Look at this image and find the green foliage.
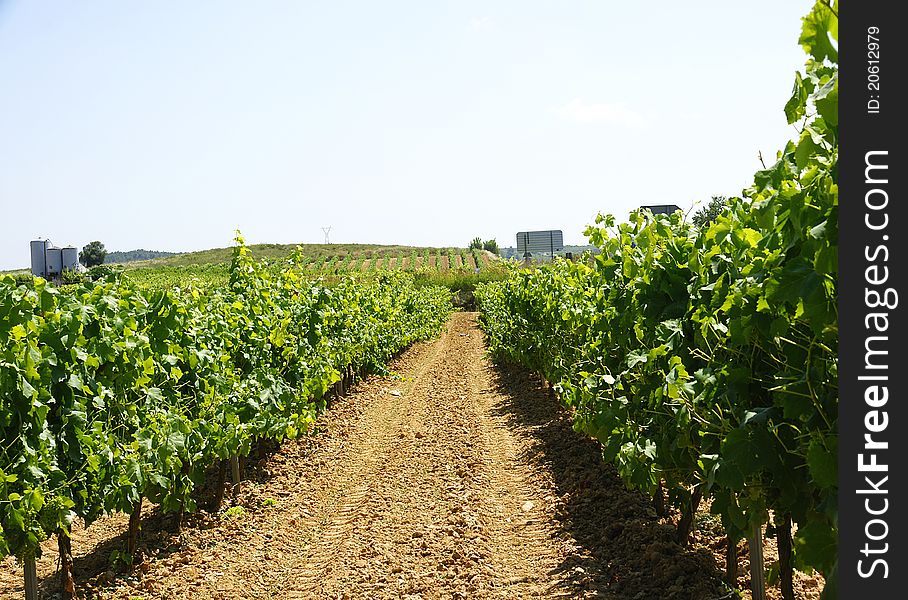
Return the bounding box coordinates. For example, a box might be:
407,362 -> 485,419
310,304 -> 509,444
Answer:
798,0 -> 837,63
468,238 -> 499,255
691,196 -> 729,228
12,274 -> 34,287
87,264 -> 122,281
136,243 -> 447,269
124,264 -> 227,290
447,248 -> 458,271
108,549 -> 132,570
120,246 -> 508,294
79,241 -> 107,267
476,1 -> 837,594
0,238 -> 451,561
471,249 -> 484,271
105,249 -> 177,264
60,269 -> 87,285
223,506 -> 246,519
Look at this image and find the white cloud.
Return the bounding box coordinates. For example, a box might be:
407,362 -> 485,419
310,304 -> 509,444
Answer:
554,98 -> 647,128
469,16 -> 496,33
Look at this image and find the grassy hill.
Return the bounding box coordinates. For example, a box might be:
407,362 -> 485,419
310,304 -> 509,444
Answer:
4,242 -> 509,308
124,243 -> 472,269
119,244 -> 508,308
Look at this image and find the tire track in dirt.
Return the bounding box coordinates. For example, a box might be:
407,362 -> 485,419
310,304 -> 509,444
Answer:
278,330 -> 447,597
281,312 -> 567,599
464,336 -> 566,597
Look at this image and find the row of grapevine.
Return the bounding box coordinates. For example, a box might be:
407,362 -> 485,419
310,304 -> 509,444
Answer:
476,2 -> 837,598
0,235 -> 451,595
124,264 -> 230,290
300,248 -> 495,275
119,246 -> 506,294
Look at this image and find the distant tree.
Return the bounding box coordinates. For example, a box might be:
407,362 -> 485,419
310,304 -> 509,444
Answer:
79,241 -> 107,267
468,237 -> 483,250
104,249 -> 177,264
482,239 -> 499,255
692,196 -> 730,228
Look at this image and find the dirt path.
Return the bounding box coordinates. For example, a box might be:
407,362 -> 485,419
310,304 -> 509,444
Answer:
279,312 -> 571,600
2,312 -> 736,599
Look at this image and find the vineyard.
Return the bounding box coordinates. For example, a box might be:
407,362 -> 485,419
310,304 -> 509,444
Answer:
118,245 -> 506,291
0,236 -> 452,597
476,2 -> 837,598
0,2 -> 838,599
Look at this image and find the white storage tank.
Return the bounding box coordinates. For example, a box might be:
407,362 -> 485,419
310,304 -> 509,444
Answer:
46,246 -> 63,277
30,239 -> 48,277
62,246 -> 79,271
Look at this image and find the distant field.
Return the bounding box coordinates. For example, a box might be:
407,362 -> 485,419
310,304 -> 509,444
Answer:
124,243 -> 472,268
2,243 -> 510,294
121,243 -> 509,291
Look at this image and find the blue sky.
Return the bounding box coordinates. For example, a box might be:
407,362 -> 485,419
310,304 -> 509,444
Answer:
0,1 -> 811,270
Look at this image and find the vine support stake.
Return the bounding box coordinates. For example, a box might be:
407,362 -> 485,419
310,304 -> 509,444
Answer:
725,534 -> 737,589
176,500 -> 185,534
777,514 -> 794,600
127,499 -> 143,568
24,555 -> 38,600
652,481 -> 667,518
211,459 -> 228,512
58,527 -> 77,599
748,521 -> 766,600
230,455 -> 242,495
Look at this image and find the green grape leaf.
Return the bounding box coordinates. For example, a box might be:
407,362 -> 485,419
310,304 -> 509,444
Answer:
799,1 -> 838,63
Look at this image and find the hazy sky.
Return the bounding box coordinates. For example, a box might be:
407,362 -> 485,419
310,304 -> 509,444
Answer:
0,1 -> 811,270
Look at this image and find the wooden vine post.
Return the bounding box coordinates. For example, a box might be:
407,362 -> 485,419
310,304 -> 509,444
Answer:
230,455 -> 242,495
58,527 -> 77,599
23,552 -> 38,600
127,498 -> 143,567
652,480 -> 667,518
176,498 -> 186,534
176,462 -> 191,533
777,514 -> 794,600
725,534 -> 737,589
748,520 -> 766,600
211,459 -> 228,512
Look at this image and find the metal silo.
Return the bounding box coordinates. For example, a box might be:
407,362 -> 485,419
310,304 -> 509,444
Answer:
30,239 -> 48,276
62,246 -> 79,271
46,246 -> 63,277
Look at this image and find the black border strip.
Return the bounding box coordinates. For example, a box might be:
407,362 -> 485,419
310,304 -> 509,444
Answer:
839,1 -> 904,596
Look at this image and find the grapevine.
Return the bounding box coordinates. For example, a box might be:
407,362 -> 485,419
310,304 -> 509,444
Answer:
0,234 -> 451,579
477,1 -> 837,596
